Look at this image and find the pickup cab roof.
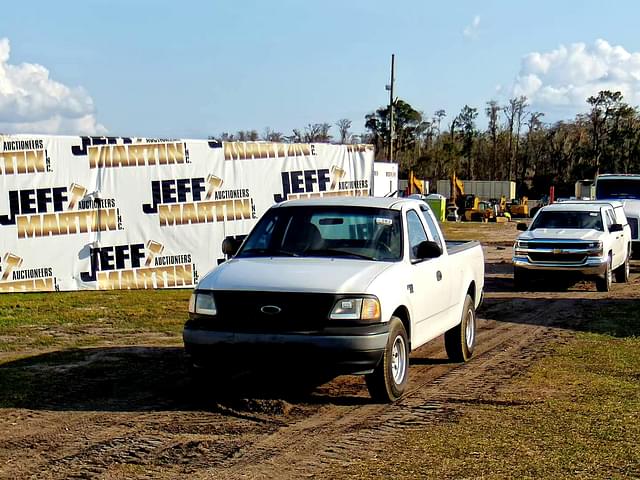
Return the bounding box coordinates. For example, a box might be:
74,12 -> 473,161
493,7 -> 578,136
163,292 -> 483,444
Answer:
540,202 -> 606,213
274,196 -> 424,211
552,200 -> 624,209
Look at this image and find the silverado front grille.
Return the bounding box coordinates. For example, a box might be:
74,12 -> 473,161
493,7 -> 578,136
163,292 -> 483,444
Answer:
527,241 -> 591,250
528,252 -> 587,263
210,291 -> 336,332
628,217 -> 638,240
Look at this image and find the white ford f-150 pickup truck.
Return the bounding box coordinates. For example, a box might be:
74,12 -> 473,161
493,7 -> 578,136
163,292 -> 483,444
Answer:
183,197 -> 485,402
513,201 -> 631,291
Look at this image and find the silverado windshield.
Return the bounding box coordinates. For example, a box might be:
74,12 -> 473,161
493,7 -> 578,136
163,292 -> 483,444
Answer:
237,206 -> 402,261
530,210 -> 603,231
596,179 -> 640,199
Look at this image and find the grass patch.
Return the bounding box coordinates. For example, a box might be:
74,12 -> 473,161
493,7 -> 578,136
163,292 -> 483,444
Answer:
0,289 -> 190,355
333,310 -> 640,479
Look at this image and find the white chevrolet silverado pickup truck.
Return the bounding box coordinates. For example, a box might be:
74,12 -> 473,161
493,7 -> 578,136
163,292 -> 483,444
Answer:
513,201 -> 631,291
183,197 -> 485,402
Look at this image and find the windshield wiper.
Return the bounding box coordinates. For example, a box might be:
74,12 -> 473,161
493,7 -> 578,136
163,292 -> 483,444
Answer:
303,248 -> 376,260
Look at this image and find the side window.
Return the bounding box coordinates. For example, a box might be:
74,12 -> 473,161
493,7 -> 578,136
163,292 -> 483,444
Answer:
406,210 -> 428,260
604,209 -> 614,230
420,206 -> 443,250
614,206 -> 627,225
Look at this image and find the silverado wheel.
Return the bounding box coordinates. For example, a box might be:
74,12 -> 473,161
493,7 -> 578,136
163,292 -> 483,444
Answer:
596,254 -> 613,292
513,268 -> 529,291
614,251 -> 630,283
445,294 -> 476,362
365,316 -> 409,403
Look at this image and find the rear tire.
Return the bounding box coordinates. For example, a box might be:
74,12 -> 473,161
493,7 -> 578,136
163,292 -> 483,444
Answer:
365,317 -> 409,403
614,251 -> 630,283
445,294 -> 476,362
596,254 -> 613,292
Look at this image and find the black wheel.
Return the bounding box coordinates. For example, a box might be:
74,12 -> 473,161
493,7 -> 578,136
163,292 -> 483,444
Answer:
614,251 -> 630,283
365,316 -> 409,403
445,294 -> 476,362
596,254 -> 613,292
513,268 -> 529,291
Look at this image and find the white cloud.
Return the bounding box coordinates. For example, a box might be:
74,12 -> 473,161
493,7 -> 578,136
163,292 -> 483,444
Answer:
0,38 -> 106,135
463,15 -> 481,39
512,39 -> 640,115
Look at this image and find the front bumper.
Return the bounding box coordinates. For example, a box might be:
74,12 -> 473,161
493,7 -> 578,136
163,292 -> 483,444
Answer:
183,322 -> 389,375
512,255 -> 608,275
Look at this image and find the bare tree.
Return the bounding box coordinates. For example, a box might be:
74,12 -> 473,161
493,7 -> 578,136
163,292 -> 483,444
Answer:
485,100 -> 501,179
263,127 -> 284,142
336,119 -> 352,144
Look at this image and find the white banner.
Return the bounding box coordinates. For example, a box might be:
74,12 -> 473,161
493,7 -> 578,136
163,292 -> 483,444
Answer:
0,135 -> 374,292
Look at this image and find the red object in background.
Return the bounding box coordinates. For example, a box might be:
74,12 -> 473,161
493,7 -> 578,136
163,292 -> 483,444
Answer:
549,186 -> 555,204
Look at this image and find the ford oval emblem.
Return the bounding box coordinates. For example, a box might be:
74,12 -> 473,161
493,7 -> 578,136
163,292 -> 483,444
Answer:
260,305 -> 282,315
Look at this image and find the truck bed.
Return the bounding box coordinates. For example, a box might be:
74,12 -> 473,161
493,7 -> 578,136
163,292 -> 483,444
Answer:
446,240 -> 481,255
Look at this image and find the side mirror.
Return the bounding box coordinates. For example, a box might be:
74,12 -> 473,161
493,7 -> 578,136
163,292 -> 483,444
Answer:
610,223 -> 623,233
415,240 -> 442,260
222,236 -> 242,256
516,222 -> 528,231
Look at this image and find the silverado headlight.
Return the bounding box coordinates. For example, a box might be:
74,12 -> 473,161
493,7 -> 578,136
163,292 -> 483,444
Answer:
329,297 -> 381,322
514,240 -> 529,255
587,240 -> 604,257
188,291 -> 217,315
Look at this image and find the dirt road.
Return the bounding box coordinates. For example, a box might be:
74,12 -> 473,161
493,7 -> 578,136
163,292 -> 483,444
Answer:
1,245 -> 638,479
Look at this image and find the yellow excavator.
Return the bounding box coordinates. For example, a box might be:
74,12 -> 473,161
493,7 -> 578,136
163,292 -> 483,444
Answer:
508,196 -> 529,218
408,170 -> 426,195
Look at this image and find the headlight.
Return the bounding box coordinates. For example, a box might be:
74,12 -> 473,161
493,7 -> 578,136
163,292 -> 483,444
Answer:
188,291 -> 217,315
329,297 -> 381,322
514,240 -> 528,255
587,240 -> 604,257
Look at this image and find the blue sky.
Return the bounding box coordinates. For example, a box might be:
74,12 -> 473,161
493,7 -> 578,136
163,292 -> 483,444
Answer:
2,0 -> 640,138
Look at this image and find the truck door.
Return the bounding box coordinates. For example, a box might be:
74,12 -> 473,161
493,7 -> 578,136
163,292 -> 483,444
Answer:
420,205 -> 461,309
605,208 -> 623,268
405,209 -> 450,346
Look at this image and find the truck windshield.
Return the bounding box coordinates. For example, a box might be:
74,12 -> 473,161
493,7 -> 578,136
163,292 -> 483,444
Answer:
596,179 -> 640,199
530,210 -> 603,231
237,206 -> 402,261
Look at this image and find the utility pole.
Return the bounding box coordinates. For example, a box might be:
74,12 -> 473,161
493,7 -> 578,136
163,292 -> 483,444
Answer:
386,54 -> 395,162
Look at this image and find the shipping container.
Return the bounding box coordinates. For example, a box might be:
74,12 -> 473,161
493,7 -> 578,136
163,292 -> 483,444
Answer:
436,179 -> 516,200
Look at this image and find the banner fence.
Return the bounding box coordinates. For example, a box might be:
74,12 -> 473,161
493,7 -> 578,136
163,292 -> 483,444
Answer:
0,135 -> 374,293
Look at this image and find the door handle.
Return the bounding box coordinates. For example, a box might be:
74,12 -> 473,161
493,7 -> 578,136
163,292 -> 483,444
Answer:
436,271 -> 442,281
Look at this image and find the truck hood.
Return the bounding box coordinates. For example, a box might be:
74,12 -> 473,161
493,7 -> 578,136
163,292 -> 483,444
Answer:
520,228 -> 604,241
197,257 -> 394,293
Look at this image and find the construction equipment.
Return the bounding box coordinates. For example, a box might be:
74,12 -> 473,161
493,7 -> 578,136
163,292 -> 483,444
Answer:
446,173 -> 466,220
408,170 -> 426,195
461,195 -> 495,221
508,196 -> 529,218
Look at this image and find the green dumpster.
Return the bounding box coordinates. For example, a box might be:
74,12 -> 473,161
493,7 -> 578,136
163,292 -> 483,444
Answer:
426,194 -> 446,222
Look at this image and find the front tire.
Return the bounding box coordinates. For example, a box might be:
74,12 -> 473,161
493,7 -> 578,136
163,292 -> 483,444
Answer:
614,251 -> 630,283
513,268 -> 530,291
365,317 -> 409,403
596,254 -> 613,292
445,294 -> 476,362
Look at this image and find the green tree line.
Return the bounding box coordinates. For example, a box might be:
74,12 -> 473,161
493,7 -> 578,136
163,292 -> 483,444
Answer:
212,90 -> 640,198
364,90 -> 640,197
